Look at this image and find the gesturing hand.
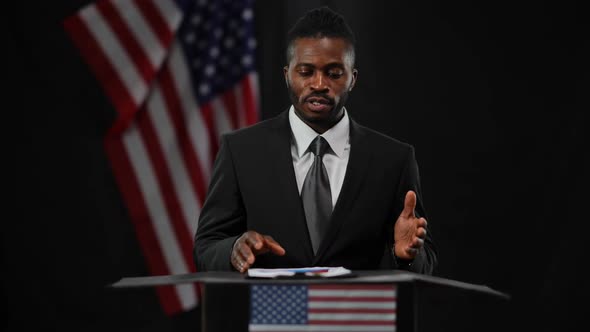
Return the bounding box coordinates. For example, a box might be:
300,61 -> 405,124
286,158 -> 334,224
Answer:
394,191 -> 427,260
231,231 -> 286,273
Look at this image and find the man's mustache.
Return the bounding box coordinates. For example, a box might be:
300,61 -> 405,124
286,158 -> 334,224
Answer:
303,92 -> 334,104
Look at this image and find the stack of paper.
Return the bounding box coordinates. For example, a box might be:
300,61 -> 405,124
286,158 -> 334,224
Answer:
247,266 -> 352,278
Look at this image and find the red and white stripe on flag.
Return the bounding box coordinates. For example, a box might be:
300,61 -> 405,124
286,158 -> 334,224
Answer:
307,284 -> 397,331
64,0 -> 259,315
249,284 -> 397,332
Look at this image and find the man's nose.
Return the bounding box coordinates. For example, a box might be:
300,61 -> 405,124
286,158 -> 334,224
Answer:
310,72 -> 328,91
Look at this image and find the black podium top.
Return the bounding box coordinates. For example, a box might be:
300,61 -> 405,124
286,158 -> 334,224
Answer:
110,270 -> 509,300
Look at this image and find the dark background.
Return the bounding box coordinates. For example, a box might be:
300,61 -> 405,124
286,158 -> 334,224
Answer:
5,0 -> 587,331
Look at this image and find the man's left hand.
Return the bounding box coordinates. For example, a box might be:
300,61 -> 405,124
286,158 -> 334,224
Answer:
394,190 -> 427,260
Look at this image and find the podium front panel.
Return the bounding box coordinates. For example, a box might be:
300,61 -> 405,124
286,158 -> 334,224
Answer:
202,282 -> 413,332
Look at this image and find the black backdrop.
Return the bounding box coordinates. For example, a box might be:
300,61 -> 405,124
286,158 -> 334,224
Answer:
5,0 -> 587,331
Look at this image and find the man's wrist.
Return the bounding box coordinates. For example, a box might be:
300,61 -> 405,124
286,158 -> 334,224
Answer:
392,247 -> 413,268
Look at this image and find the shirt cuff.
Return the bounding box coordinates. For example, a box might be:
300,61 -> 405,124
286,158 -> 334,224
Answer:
392,248 -> 413,269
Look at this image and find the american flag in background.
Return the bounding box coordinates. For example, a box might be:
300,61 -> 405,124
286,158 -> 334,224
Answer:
250,284 -> 397,331
64,0 -> 259,315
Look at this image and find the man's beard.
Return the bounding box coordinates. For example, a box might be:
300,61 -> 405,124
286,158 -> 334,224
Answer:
288,87 -> 350,124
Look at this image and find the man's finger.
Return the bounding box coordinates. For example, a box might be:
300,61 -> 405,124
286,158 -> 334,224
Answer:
235,258 -> 247,273
416,227 -> 427,239
238,243 -> 256,264
231,251 -> 241,269
410,237 -> 424,249
245,232 -> 264,250
417,217 -> 427,228
405,247 -> 419,256
232,248 -> 249,272
263,236 -> 286,256
241,261 -> 250,272
402,191 -> 417,218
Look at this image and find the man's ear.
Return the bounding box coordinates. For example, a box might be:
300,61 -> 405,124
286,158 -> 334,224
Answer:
283,66 -> 290,88
349,68 -> 358,92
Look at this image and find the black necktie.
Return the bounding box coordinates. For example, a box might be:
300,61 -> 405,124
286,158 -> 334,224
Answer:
301,136 -> 333,255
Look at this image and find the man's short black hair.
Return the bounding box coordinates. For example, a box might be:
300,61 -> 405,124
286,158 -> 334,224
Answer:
286,7 -> 356,66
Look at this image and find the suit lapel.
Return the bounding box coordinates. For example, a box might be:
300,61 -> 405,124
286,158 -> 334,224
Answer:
313,119 -> 373,263
267,111 -> 315,262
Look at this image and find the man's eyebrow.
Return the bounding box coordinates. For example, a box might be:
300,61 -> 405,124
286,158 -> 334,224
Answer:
324,63 -> 346,69
294,62 -> 346,69
294,63 -> 315,68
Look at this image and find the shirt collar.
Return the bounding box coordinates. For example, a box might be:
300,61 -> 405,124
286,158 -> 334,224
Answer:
288,106 -> 350,158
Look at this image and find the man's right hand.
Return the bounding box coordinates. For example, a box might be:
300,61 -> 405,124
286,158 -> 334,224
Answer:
231,231 -> 286,273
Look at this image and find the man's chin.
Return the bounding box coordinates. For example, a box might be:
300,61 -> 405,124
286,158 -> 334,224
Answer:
297,106 -> 335,122
301,115 -> 334,128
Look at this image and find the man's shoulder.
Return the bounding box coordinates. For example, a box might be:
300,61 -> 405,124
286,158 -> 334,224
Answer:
224,111 -> 287,141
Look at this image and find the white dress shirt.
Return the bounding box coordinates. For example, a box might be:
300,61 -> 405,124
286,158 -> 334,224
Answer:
289,106 -> 351,207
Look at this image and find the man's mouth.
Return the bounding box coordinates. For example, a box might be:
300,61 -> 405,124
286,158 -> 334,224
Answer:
305,96 -> 333,112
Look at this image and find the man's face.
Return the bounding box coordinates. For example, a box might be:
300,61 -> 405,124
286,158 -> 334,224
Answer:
284,37 -> 357,131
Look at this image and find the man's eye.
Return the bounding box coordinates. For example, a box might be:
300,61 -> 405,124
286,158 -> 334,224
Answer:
328,71 -> 343,79
298,71 -> 312,76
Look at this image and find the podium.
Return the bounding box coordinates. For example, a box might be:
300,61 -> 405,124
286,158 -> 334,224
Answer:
111,270 -> 509,332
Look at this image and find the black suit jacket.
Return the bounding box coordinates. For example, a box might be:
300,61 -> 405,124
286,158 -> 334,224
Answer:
193,111 -> 437,274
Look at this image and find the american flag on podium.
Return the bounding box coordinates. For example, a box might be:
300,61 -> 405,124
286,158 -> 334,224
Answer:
64,0 -> 259,315
249,284 -> 397,331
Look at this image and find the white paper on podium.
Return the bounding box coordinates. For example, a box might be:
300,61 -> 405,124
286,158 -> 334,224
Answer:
247,266 -> 352,278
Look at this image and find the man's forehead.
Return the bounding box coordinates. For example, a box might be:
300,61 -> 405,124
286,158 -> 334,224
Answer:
292,37 -> 352,51
290,37 -> 354,66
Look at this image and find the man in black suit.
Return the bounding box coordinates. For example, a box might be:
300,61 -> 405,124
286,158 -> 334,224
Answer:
194,7 -> 437,275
